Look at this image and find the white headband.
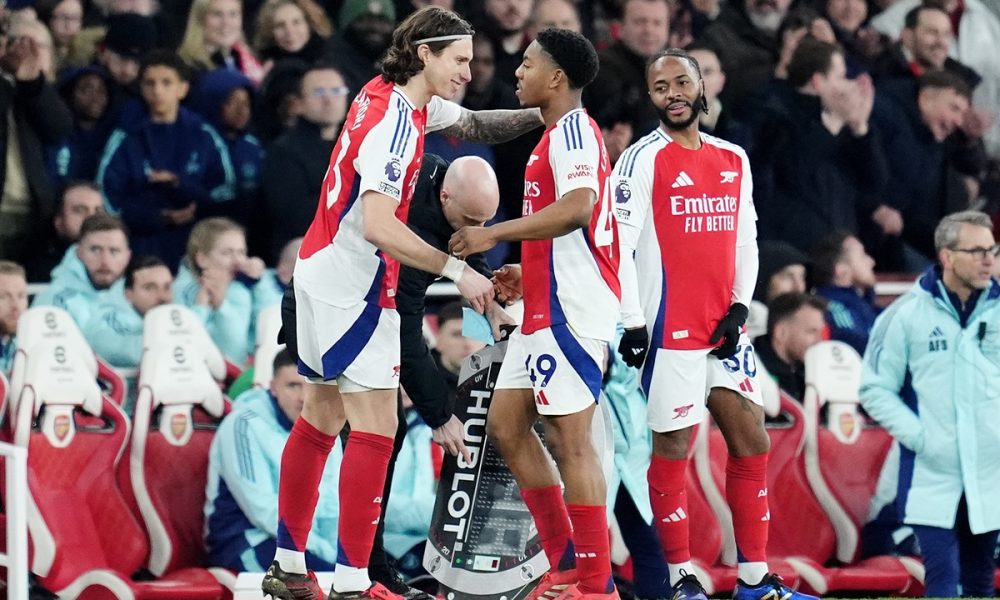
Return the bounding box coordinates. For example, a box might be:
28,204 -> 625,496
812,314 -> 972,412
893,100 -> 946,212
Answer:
412,34 -> 472,45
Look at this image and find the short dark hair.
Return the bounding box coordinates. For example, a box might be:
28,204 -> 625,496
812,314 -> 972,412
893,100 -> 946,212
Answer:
646,47 -> 703,81
273,347 -> 297,372
767,292 -> 827,335
139,49 -> 191,82
56,180 -> 101,213
904,3 -> 949,30
79,213 -> 129,242
787,38 -> 842,89
437,301 -> 464,328
919,69 -> 972,100
810,231 -> 852,287
302,61 -> 346,95
535,28 -> 599,89
778,6 -> 824,42
380,7 -> 474,85
125,255 -> 168,289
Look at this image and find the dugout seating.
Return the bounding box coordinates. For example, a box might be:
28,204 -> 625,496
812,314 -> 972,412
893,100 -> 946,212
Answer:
251,304 -> 284,390
699,342 -> 913,596
7,307 -> 125,429
8,310 -> 221,598
696,400 -> 803,593
121,304 -> 232,592
795,341 -> 918,595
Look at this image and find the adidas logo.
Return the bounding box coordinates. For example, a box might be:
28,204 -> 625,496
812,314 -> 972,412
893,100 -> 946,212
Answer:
661,507 -> 687,522
930,326 -> 945,338
631,348 -> 643,355
671,171 -> 694,188
761,510 -> 771,522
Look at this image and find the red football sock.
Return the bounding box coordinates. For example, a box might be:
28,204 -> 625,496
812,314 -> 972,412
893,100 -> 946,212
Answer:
276,417 -> 337,552
648,455 -> 691,564
336,431 -> 395,567
521,485 -> 575,571
726,452 -> 769,563
567,504 -> 613,594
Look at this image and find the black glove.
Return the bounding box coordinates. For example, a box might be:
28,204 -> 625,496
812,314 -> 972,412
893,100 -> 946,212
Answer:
618,326 -> 650,368
709,303 -> 749,358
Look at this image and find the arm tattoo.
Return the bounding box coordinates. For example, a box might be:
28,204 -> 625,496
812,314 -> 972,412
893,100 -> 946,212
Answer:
437,107 -> 542,144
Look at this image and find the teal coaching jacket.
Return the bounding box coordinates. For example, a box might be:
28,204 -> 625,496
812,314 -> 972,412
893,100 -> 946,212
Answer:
861,267 -> 1000,534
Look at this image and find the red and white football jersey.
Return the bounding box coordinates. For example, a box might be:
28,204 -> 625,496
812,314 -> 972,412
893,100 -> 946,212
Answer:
295,77 -> 461,310
614,130 -> 757,350
520,108 -> 621,342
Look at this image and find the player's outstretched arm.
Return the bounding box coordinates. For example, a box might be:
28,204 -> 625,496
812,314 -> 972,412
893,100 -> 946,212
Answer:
449,189 -> 595,258
435,107 -> 544,144
362,190 -> 494,312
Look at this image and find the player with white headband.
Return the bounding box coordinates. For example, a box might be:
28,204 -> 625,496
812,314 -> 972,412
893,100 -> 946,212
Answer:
262,7 -> 546,600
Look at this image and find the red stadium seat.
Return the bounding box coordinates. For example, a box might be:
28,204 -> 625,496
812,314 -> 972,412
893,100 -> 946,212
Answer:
697,400 -> 802,592
8,316 -> 221,599
123,305 -> 233,592
790,342 -> 916,595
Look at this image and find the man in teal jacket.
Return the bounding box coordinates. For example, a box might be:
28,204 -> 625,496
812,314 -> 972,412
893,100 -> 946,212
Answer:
32,213 -> 130,329
860,210 -> 1000,597
84,255 -> 173,370
205,349 -> 343,571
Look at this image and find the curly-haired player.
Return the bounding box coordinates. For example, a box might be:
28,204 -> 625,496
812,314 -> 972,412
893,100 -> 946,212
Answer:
262,7 -> 546,600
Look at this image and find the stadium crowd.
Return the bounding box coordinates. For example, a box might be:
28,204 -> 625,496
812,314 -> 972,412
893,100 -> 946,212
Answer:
1,0 -> 1000,597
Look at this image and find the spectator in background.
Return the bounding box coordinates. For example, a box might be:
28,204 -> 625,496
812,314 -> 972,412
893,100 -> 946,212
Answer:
861,211 -> 1000,598
770,7 -> 836,81
811,231 -> 878,354
754,292 -> 827,400
37,0 -> 84,71
25,181 -> 104,282
585,0 -> 670,138
752,39 -> 886,251
870,71 -> 983,270
688,45 -> 752,150
253,0 -> 332,65
325,0 -> 396,94
527,0 -> 581,37
179,0 -> 264,84
463,33 -> 518,113
260,63 -> 347,261
173,217 -> 265,365
461,32 -> 527,237
10,16 -> 57,82
478,0 -> 534,90
92,13 -> 158,126
253,236 -> 300,316
821,0 -> 889,73
83,255 -> 172,369
32,213 -> 131,329
45,67 -> 114,190
0,34 -> 74,263
871,0 -> 1000,159
699,0 -> 792,109
65,0 -> 171,66
206,348 -> 343,572
0,261 -> 28,374
872,5 -> 978,88
188,69 -> 264,227
254,57 -> 308,143
431,301 -> 486,388
97,50 -> 235,270
756,242 -> 810,303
